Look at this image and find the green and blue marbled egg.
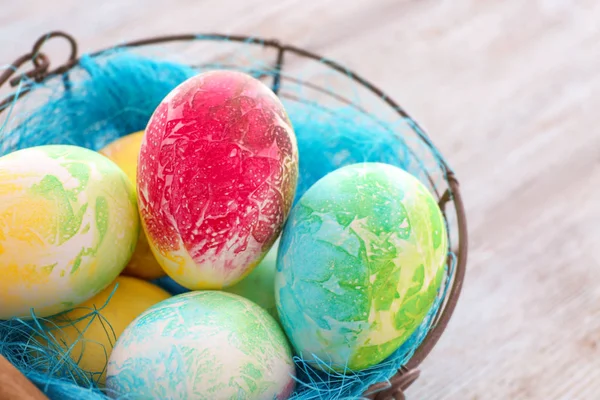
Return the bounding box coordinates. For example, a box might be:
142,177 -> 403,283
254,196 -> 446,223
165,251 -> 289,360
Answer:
275,162 -> 447,371
106,291 -> 296,399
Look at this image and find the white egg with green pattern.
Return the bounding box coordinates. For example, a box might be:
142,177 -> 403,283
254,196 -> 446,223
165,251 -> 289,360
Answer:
106,291 -> 296,400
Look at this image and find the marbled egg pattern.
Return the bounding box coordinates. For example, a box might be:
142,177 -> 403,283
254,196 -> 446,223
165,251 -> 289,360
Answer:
99,131 -> 166,280
138,70 -> 298,290
275,162 -> 447,371
0,145 -> 139,319
106,291 -> 296,400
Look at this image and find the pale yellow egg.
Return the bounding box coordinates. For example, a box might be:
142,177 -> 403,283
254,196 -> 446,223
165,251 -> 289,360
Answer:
47,276 -> 171,385
100,132 -> 165,280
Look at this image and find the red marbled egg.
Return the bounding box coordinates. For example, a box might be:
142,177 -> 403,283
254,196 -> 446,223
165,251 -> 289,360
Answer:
138,70 -> 298,290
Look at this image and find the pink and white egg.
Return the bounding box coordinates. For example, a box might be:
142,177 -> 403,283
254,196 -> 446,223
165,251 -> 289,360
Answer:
137,70 -> 298,290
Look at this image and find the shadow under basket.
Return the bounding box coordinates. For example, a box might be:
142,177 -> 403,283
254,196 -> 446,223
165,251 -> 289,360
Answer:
0,32 -> 468,400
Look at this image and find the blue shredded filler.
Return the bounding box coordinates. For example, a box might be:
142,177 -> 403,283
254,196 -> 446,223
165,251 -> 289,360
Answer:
0,48 -> 454,400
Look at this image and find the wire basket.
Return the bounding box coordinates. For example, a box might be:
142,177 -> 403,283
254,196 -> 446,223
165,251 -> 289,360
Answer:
0,31 -> 468,400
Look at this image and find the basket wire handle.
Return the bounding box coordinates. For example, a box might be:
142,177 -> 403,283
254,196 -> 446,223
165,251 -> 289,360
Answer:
0,52 -> 49,88
0,31 -> 77,111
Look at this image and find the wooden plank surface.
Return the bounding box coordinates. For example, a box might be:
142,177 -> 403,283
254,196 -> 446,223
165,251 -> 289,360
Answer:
0,355 -> 48,400
1,1 -> 599,399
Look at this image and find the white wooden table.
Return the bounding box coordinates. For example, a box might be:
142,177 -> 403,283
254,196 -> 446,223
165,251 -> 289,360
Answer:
2,1 -> 599,398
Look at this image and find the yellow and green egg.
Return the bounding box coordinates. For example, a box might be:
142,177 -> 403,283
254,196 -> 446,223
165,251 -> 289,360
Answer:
0,144 -> 139,319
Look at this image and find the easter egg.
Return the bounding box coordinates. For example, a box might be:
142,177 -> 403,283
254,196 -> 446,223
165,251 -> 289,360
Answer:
106,291 -> 296,399
99,131 -> 166,280
275,162 -> 448,371
224,238 -> 280,319
99,132 -> 143,187
0,145 -> 139,320
153,238 -> 281,310
138,70 -> 298,290
47,276 -> 170,385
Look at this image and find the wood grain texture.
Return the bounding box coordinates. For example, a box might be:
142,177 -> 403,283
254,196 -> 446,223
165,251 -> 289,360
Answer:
0,355 -> 47,400
1,0 -> 599,399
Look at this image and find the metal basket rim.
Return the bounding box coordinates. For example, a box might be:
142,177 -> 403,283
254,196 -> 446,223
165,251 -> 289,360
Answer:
0,31 -> 468,400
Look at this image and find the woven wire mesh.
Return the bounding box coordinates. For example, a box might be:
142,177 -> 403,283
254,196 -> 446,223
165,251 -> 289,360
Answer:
0,33 -> 467,400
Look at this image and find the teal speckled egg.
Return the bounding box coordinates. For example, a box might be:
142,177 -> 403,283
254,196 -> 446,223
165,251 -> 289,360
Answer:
106,291 -> 296,400
275,162 -> 447,371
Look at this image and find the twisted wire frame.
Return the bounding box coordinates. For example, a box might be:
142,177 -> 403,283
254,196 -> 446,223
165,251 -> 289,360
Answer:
0,32 -> 468,400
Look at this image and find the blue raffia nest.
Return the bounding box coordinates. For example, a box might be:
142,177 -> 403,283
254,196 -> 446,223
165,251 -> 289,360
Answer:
0,35 -> 459,400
